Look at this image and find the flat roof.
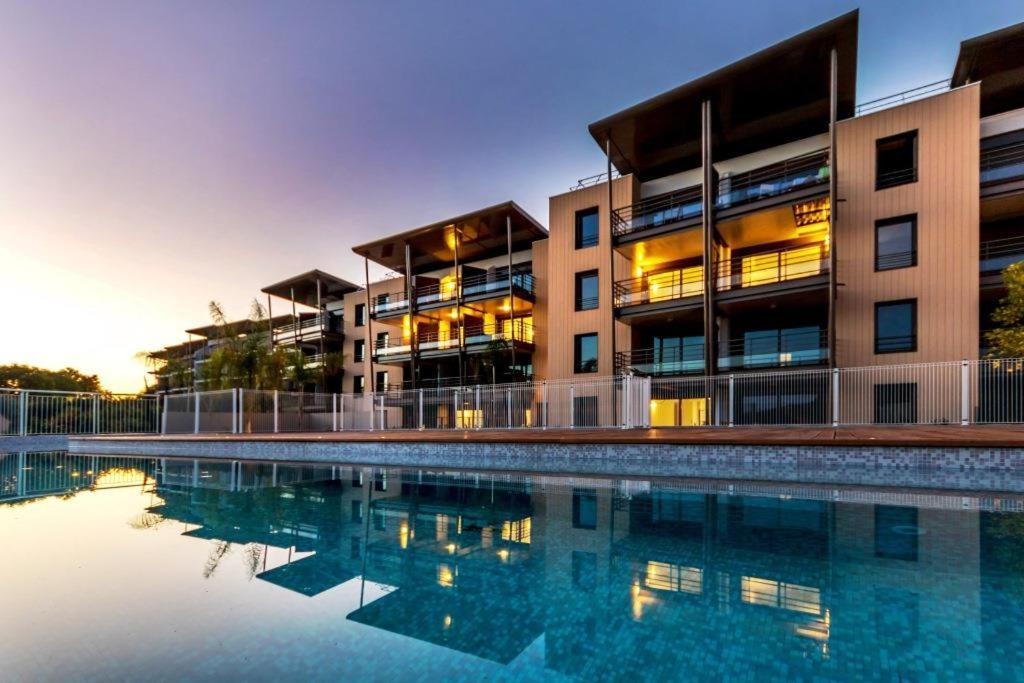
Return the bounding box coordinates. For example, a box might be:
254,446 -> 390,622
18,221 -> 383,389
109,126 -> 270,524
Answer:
952,21 -> 1024,117
184,314 -> 293,339
351,201 -> 547,275
588,10 -> 858,180
261,269 -> 360,306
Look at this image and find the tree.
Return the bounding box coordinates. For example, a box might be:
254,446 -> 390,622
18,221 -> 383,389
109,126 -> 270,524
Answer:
986,262 -> 1024,358
0,364 -> 101,392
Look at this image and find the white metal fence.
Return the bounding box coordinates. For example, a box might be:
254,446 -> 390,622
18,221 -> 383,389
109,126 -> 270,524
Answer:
156,359 -> 1024,434
0,388 -> 160,436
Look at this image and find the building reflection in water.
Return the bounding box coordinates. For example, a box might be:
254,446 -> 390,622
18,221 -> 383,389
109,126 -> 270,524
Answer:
5,451 -> 1024,679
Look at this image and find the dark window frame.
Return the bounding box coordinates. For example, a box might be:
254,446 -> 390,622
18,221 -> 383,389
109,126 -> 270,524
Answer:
874,299 -> 918,354
375,370 -> 389,392
874,214 -> 918,271
353,339 -> 366,362
352,374 -> 365,395
574,270 -> 600,311
574,333 -> 599,374
875,130 -> 918,190
354,303 -> 366,327
575,207 -> 600,249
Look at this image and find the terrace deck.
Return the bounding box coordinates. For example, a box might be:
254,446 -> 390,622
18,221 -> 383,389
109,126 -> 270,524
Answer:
82,424 -> 1024,448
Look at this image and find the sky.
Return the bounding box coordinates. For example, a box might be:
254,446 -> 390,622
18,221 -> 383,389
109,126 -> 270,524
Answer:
0,0 -> 1020,392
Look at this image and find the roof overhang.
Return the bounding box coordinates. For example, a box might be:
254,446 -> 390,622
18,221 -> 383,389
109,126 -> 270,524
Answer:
952,21 -> 1024,117
588,10 -> 858,180
261,269 -> 360,306
184,314 -> 292,339
352,201 -> 548,275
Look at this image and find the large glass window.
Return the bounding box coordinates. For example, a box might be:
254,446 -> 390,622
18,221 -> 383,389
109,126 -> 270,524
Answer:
574,333 -> 598,373
575,270 -> 599,310
876,131 -> 918,190
575,207 -> 599,249
875,300 -> 917,353
875,215 -> 917,270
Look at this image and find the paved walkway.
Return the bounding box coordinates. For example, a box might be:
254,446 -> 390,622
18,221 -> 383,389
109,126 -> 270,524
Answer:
81,424 -> 1024,448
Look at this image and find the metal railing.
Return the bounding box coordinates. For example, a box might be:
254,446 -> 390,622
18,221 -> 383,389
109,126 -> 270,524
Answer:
876,166 -> 918,190
571,169 -> 620,191
611,185 -> 702,237
613,266 -> 704,308
981,139 -> 1024,186
855,79 -> 950,116
375,320 -> 536,358
413,265 -> 534,306
158,358 -> 1024,432
616,345 -> 705,376
714,242 -> 829,292
0,388 -> 160,436
718,328 -> 828,371
273,314 -> 336,339
371,293 -> 409,316
980,235 -> 1024,273
716,149 -> 829,210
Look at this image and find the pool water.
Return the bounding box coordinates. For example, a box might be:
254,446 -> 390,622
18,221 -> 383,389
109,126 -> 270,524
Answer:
3,451 -> 1024,682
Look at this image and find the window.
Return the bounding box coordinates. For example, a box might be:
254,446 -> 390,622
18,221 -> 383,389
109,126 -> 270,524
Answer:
376,331 -> 389,350
354,303 -> 366,327
574,333 -> 598,373
875,215 -> 917,270
875,300 -> 917,353
876,131 -> 918,190
572,488 -> 598,529
575,207 -> 599,248
575,270 -> 599,311
375,370 -> 389,392
353,375 -> 365,395
353,339 -> 365,362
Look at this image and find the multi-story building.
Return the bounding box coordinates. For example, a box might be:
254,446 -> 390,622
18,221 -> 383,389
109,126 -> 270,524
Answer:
152,11 -> 1024,423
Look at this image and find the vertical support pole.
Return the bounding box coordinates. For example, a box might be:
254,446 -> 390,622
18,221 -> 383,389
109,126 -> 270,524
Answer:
92,394 -> 99,434
378,393 -> 385,430
542,381 -> 548,430
18,391 -> 27,436
828,46 -> 839,370
606,137 -> 618,422
369,392 -> 375,432
569,385 -> 575,429
161,394 -> 168,435
506,214 -> 517,380
453,226 -> 465,386
193,391 -> 200,434
727,375 -> 735,427
961,360 -> 970,426
340,392 -> 346,431
364,257 -> 376,398
332,393 -> 338,432
832,368 -> 840,427
506,388 -> 512,429
475,384 -> 481,430
232,388 -> 238,434
701,99 -> 717,378
290,286 -> 300,351
267,294 -> 274,351
405,243 -> 417,390
418,389 -> 425,431
453,390 -> 459,430
273,390 -> 279,434
316,277 -> 325,390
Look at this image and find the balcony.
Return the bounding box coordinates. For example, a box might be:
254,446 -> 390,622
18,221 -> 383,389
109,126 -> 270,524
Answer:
611,185 -> 702,242
716,149 -> 830,213
715,243 -> 829,297
414,265 -> 534,311
272,314 -> 340,343
370,293 -> 410,319
718,328 -> 828,371
616,344 -> 704,376
613,267 -> 703,313
981,138 -> 1024,189
981,235 -> 1024,275
373,320 -> 535,361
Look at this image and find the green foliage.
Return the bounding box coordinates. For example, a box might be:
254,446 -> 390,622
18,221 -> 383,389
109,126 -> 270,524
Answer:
0,364 -> 102,392
986,262 -> 1024,358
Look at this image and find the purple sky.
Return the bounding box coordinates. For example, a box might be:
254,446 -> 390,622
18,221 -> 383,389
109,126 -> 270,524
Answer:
1,0 -> 1020,391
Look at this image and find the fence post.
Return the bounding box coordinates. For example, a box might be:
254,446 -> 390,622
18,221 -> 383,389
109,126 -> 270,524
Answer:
18,391 -> 27,436
418,389 -> 425,431
453,390 -> 459,430
332,393 -> 338,432
622,376 -> 631,429
273,390 -> 279,434
831,368 -> 840,427
369,392 -> 376,432
475,385 -> 481,430
542,381 -> 548,430
569,384 -> 575,429
340,393 -> 346,431
506,388 -> 512,429
961,360 -> 970,426
378,393 -> 385,430
231,388 -> 238,434
727,375 -> 735,428
193,392 -> 200,434
239,388 -> 246,434
160,394 -> 167,435
92,394 -> 99,434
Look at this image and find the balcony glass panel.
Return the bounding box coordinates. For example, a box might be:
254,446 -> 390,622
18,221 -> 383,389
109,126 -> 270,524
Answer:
616,340 -> 704,376
717,150 -> 829,209
981,139 -> 1024,185
717,243 -> 828,292
614,266 -> 703,308
980,235 -> 1024,273
612,186 -> 702,237
371,295 -> 409,315
718,328 -> 827,370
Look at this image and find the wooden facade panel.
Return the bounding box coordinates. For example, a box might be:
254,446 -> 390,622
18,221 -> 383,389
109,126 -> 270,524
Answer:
835,85 -> 980,367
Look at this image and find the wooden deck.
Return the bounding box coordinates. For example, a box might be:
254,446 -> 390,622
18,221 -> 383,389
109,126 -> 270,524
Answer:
84,424 -> 1024,448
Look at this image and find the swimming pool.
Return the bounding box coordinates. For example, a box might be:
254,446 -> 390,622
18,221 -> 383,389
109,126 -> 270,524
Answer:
3,451 -> 1024,681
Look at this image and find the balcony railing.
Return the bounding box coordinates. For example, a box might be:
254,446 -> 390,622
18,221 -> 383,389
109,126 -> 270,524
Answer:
374,320 -> 535,358
616,345 -> 705,376
613,266 -> 704,309
981,139 -> 1024,186
718,328 -> 828,370
981,235 -> 1024,274
273,314 -> 336,339
611,185 -> 702,238
371,293 -> 409,317
414,265 -> 534,307
716,149 -> 829,210
715,243 -> 829,293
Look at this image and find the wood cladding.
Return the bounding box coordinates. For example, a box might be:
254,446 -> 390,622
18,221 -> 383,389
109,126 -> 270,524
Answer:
835,85 -> 981,367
